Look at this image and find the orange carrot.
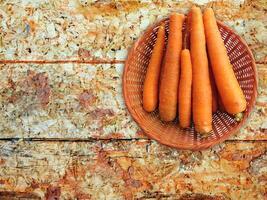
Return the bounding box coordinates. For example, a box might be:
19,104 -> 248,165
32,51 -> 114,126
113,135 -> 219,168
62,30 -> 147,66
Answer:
159,30 -> 167,87
218,94 -> 226,112
159,13 -> 184,121
209,67 -> 218,113
186,10 -> 192,48
143,24 -> 166,112
159,52 -> 166,87
179,49 -> 192,128
203,8 -> 246,114
190,6 -> 212,134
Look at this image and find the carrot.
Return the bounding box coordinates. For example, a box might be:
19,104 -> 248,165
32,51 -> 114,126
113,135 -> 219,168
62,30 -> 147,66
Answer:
190,6 -> 212,134
179,49 -> 192,128
203,8 -> 246,114
209,67 -> 218,113
159,51 -> 166,87
159,28 -> 167,87
186,10 -> 192,48
143,24 -> 166,112
159,13 -> 184,121
218,94 -> 226,112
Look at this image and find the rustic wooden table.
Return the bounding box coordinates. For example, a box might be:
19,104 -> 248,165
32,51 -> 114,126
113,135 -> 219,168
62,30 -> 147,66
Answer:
0,1 -> 266,199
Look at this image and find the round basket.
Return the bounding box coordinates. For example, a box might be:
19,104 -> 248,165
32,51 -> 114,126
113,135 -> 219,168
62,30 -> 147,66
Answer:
123,17 -> 257,150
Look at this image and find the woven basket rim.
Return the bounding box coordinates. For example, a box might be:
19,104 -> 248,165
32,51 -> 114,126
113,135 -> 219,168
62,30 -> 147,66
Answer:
123,17 -> 257,150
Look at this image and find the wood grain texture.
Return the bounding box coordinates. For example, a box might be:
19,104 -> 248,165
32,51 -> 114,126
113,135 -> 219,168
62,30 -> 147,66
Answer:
0,0 -> 266,198
0,0 -> 265,63
0,140 -> 266,199
0,63 -> 265,140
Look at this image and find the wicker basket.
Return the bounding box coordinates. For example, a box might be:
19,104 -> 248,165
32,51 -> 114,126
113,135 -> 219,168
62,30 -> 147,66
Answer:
123,18 -> 257,150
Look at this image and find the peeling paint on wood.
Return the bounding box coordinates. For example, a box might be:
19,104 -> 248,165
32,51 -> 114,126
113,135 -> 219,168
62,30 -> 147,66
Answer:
0,0 -> 266,62
0,63 -> 266,140
0,191 -> 41,200
45,186 -> 61,200
0,0 -> 266,199
0,140 -> 266,199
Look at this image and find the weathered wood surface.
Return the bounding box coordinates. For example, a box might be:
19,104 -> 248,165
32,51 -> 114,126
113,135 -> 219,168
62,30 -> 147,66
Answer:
0,0 -> 266,63
0,63 -> 266,140
0,140 -> 266,199
0,0 -> 266,199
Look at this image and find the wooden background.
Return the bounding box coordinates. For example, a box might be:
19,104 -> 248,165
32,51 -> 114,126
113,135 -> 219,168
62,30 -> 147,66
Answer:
0,0 -> 266,199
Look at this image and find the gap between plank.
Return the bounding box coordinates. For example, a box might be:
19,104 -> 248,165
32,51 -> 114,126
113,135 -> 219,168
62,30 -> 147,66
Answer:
0,137 -> 265,143
0,59 -> 125,65
0,60 -> 265,65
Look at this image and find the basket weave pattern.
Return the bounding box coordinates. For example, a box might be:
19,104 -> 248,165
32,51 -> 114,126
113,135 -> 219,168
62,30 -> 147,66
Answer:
123,18 -> 257,150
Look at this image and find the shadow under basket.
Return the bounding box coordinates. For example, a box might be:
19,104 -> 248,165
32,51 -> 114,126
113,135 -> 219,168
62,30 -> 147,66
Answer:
123,17 -> 257,150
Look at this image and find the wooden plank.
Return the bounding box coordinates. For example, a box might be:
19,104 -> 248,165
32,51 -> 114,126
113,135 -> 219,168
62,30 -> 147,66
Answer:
0,63 -> 138,139
0,63 -> 266,140
0,140 -> 266,199
0,0 -> 265,63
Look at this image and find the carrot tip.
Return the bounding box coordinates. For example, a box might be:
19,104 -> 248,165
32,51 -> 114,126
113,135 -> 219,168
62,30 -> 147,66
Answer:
235,112 -> 244,122
191,6 -> 200,11
159,22 -> 166,27
158,25 -> 164,30
205,7 -> 213,12
199,131 -> 211,138
170,13 -> 185,19
195,124 -> 212,135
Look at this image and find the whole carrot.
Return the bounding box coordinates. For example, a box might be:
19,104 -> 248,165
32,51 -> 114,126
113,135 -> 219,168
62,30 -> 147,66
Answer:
190,6 -> 212,134
203,8 -> 246,114
209,67 -> 219,113
179,49 -> 192,128
143,24 -> 166,112
159,13 -> 184,121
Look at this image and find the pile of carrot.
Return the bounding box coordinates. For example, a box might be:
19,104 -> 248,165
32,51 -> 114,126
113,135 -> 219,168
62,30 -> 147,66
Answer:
142,7 -> 246,135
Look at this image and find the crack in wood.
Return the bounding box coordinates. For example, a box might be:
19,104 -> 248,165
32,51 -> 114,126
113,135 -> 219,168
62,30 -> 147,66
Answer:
0,60 -> 125,65
0,191 -> 41,200
0,137 -> 266,143
0,60 -> 264,65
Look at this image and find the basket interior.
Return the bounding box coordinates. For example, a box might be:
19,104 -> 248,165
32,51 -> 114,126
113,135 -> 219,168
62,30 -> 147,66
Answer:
123,18 -> 257,150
